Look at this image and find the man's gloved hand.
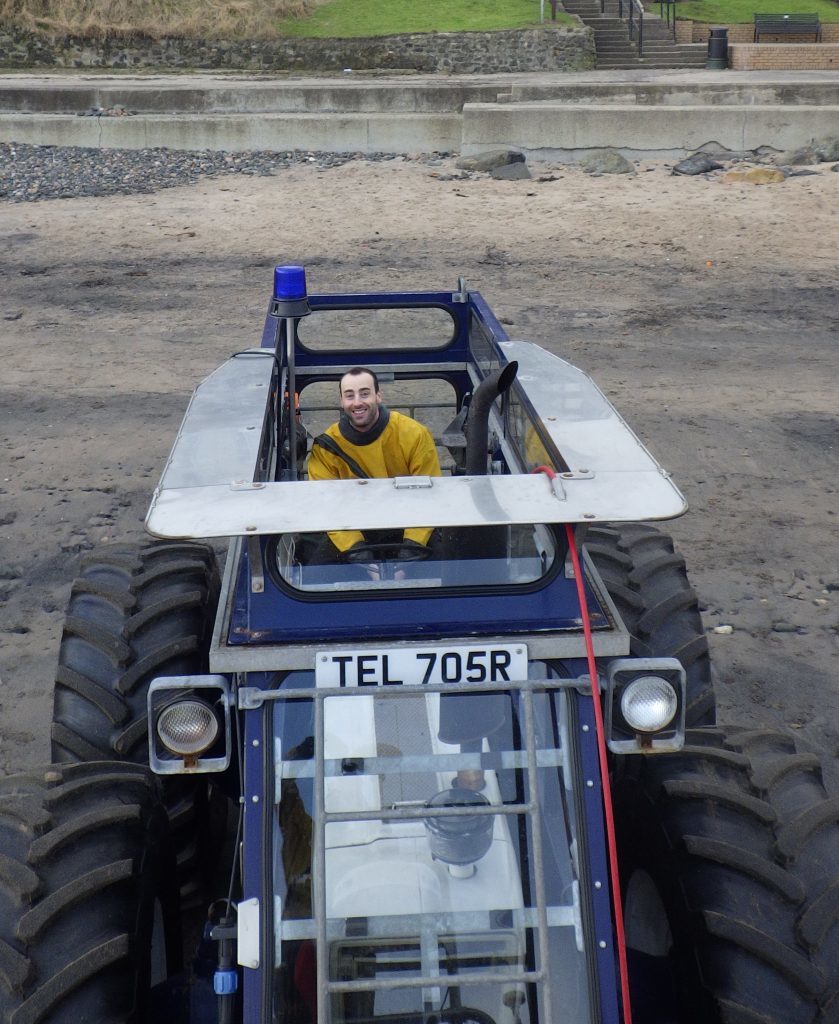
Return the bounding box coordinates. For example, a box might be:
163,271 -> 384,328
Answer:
397,540 -> 431,562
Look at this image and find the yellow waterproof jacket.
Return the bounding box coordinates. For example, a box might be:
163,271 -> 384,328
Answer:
307,409 -> 441,552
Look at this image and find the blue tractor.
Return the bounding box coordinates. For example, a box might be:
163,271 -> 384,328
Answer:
2,268 -> 836,1024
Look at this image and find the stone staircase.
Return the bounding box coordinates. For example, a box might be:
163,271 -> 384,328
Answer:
562,0 -> 706,69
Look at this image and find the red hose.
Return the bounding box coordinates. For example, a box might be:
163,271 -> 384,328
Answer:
532,467 -> 632,1022
565,521 -> 633,1024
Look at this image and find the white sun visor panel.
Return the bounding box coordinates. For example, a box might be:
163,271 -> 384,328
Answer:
501,339 -> 673,474
158,351 -> 275,490
146,471 -> 684,539
145,342 -> 686,540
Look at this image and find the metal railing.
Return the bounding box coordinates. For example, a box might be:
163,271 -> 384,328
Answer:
658,0 -> 677,40
607,0 -> 646,54
627,0 -> 645,53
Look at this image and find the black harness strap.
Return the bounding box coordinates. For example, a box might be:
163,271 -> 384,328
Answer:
312,434 -> 371,479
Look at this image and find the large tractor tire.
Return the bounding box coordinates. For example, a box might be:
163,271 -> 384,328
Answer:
613,727 -> 839,1024
585,523 -> 715,725
52,541 -> 221,900
0,762 -> 180,1024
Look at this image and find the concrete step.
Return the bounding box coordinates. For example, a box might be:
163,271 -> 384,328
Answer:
633,44 -> 685,52
640,28 -> 680,40
636,61 -> 705,68
507,78 -> 839,105
0,76 -> 501,115
635,55 -> 706,65
636,47 -> 705,56
598,60 -> 706,68
596,57 -> 704,67
0,109 -> 463,152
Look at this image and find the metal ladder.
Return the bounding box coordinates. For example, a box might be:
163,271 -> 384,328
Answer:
273,677 -> 573,1023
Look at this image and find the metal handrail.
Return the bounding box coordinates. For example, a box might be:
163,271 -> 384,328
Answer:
627,0 -> 645,53
611,0 -> 646,54
658,0 -> 677,39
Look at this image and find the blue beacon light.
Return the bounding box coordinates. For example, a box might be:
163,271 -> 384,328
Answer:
270,264 -> 311,319
273,264 -> 307,301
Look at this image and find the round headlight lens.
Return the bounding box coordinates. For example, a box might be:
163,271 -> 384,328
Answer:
621,676 -> 678,733
157,700 -> 219,757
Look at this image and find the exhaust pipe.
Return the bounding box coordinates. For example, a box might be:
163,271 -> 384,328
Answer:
440,362 -> 517,759
464,361 -> 518,475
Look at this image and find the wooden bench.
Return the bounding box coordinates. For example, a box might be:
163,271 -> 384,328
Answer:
753,13 -> 821,42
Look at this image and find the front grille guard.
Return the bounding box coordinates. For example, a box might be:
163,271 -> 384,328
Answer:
248,675 -> 588,1023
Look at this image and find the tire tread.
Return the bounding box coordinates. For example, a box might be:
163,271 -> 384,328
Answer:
585,524 -> 715,724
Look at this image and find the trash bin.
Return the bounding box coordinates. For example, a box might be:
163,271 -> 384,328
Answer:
706,26 -> 728,69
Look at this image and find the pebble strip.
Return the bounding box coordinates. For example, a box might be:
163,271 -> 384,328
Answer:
0,142 -> 418,202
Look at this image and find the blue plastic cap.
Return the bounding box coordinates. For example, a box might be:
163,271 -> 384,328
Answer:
273,265 -> 307,301
213,969 -> 238,995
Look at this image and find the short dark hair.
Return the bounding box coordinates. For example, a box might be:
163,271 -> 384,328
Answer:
340,367 -> 380,393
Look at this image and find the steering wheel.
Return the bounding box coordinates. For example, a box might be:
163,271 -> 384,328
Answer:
344,541 -> 432,564
429,1010 -> 497,1024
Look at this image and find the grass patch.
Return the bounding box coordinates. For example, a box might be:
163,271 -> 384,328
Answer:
3,0 -> 832,38
675,0 -> 839,22
277,0 -> 570,38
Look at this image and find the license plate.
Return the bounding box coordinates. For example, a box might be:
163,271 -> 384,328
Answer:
315,644 -> 527,688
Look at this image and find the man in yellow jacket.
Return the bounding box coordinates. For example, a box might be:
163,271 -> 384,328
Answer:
307,367 -> 442,561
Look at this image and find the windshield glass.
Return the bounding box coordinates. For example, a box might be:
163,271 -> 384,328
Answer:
270,525 -> 559,593
270,666 -> 594,1024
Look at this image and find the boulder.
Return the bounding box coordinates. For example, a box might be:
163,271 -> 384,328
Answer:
781,144 -> 819,166
491,162 -> 531,180
814,136 -> 839,162
778,137 -> 839,165
455,149 -> 525,172
579,149 -> 634,175
672,153 -> 724,176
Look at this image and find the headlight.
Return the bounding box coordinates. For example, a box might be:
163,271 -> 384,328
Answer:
157,700 -> 219,757
620,676 -> 678,733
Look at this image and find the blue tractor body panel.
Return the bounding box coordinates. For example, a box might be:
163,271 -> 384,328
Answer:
225,539 -> 611,647
138,269 -> 691,1024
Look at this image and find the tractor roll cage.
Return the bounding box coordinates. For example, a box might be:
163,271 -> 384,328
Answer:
145,287 -> 685,540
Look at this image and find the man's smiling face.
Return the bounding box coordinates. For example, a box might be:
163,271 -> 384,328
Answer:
340,371 -> 382,433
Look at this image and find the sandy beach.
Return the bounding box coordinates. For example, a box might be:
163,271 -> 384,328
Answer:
1,152 -> 837,780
